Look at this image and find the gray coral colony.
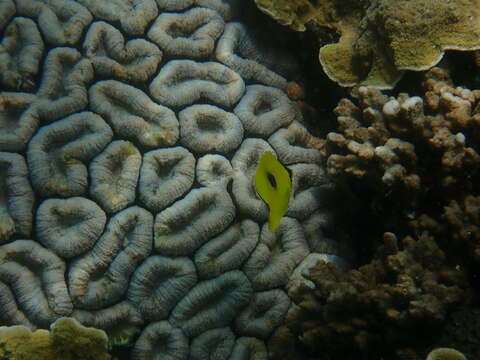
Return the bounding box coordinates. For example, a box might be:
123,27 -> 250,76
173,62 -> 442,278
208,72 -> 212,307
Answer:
0,0 -> 348,359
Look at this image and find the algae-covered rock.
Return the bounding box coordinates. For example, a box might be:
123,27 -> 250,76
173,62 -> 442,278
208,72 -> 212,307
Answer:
254,0 -> 320,32
255,0 -> 480,89
426,348 -> 467,360
0,317 -> 111,360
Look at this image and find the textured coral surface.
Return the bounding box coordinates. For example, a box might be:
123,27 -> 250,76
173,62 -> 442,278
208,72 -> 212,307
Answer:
255,0 -> 480,89
284,232 -> 470,358
280,67 -> 480,359
0,1 -> 347,359
324,68 -> 480,264
0,317 -> 110,360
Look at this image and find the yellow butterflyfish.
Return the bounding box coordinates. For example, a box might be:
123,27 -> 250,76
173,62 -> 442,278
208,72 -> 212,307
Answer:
254,151 -> 292,232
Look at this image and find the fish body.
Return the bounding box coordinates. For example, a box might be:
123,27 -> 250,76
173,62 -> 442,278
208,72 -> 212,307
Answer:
254,151 -> 291,232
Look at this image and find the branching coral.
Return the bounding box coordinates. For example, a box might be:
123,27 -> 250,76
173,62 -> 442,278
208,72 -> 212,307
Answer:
324,68 -> 480,263
284,67 -> 480,359
283,232 -> 470,356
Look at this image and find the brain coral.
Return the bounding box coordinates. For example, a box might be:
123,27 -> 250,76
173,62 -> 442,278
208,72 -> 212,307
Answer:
0,0 -> 350,358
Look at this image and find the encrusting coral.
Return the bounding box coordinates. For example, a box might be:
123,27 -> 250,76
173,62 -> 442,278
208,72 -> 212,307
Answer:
0,0 -> 351,359
279,66 -> 480,359
0,152 -> 34,242
0,317 -> 111,360
255,0 -> 480,89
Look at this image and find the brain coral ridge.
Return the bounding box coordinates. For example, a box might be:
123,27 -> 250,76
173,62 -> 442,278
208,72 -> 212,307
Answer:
89,140 -> 142,214
149,59 -> 245,108
0,240 -> 72,329
84,21 -> 163,84
0,16 -> 43,91
147,7 -> 224,59
68,206 -> 153,309
14,0 -> 93,46
0,1 -> 352,359
35,47 -> 94,123
27,111 -> 113,197
0,91 -> 39,152
0,152 -> 34,243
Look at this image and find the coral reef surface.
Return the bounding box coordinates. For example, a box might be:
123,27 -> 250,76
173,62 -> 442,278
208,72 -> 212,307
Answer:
0,1 -> 350,359
283,232 -> 470,358
254,0 -> 480,89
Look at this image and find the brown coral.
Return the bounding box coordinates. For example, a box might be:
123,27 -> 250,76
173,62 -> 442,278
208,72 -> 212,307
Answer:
283,232 -> 470,358
325,68 -> 480,238
281,67 -> 480,359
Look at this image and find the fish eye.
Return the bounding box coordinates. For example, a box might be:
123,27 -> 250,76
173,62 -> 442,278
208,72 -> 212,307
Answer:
267,172 -> 277,188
